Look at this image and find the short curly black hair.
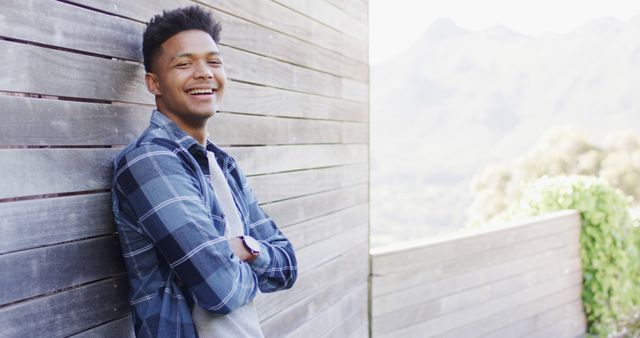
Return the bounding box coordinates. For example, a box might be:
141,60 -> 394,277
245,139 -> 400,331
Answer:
142,6 -> 222,72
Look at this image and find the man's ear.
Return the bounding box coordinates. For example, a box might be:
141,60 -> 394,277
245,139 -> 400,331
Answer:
145,73 -> 162,96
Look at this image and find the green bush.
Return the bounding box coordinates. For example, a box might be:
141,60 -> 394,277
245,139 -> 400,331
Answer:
505,175 -> 640,336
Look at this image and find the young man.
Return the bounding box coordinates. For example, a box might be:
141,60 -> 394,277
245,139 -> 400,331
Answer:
111,6 -> 297,337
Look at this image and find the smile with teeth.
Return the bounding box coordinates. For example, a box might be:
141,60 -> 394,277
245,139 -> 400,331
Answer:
187,88 -> 215,95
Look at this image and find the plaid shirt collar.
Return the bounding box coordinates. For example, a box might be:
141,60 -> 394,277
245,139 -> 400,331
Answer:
149,109 -> 230,162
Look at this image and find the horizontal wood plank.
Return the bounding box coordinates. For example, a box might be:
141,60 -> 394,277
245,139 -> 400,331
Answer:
323,0 -> 368,25
3,0 -> 367,82
264,184 -> 368,228
0,39 -> 366,103
260,267 -> 367,337
287,284 -> 368,338
223,81 -> 368,121
70,315 -> 134,338
319,292 -> 369,338
68,0 -> 368,62
0,145 -> 365,198
255,243 -> 369,322
1,95 -> 367,146
221,45 -> 368,101
372,243 -> 580,317
248,163 -> 368,204
0,276 -> 129,338
0,148 -> 117,199
371,211 -> 580,275
272,0 -> 368,41
0,193 -> 113,254
0,180 -> 366,253
485,300 -> 585,338
372,256 -> 582,335
296,224 -> 368,275
0,236 -> 125,305
378,271 -> 582,337
1,0 -> 143,61
228,144 -> 367,175
437,287 -> 583,338
372,226 -> 581,297
194,0 -> 368,62
209,112 -> 368,146
284,203 -> 369,250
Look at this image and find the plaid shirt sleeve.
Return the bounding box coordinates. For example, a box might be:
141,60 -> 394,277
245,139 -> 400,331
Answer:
114,143 -> 258,314
232,161 -> 298,293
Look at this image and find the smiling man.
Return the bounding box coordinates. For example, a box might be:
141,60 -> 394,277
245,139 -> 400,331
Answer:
111,6 -> 297,337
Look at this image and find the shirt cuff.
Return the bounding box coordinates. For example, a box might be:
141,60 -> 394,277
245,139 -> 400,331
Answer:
248,241 -> 270,274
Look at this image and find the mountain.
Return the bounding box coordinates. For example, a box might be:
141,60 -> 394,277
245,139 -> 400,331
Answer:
370,15 -> 640,246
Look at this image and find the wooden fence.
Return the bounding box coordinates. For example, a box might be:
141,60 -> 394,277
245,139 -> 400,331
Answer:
0,0 -> 369,337
370,210 -> 587,338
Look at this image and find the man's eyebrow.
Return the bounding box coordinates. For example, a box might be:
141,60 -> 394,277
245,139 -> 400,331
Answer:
169,51 -> 221,60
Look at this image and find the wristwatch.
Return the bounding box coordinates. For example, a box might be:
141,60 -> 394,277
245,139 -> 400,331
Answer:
238,235 -> 261,258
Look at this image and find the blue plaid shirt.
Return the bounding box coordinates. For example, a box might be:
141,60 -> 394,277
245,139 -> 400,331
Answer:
112,110 -> 297,337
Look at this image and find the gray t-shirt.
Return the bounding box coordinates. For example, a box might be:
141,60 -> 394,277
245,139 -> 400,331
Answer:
191,151 -> 264,338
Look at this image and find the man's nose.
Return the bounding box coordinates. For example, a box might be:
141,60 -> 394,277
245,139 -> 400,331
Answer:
194,61 -> 213,79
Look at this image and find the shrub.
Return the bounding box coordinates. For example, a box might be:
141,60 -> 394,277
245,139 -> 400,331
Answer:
506,175 -> 640,336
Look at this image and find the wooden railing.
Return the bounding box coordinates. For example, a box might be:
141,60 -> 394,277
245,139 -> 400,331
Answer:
370,210 -> 587,337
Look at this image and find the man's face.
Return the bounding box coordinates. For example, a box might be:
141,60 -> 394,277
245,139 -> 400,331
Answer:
145,29 -> 226,127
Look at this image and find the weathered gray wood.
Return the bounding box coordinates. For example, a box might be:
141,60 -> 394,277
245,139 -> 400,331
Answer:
0,145 -> 365,198
3,0 -> 368,82
248,163 -> 368,204
272,0 -> 368,41
0,193 -> 114,254
284,203 -> 369,250
371,210 -> 580,275
221,45 -> 368,102
228,144 -> 367,176
69,315 -> 134,338
0,235 -> 125,305
255,243 -> 369,322
296,224 -> 368,275
347,322 -> 370,338
378,270 -> 583,337
70,0 -> 367,62
264,184 -> 368,228
483,300 -> 585,338
0,148 -> 117,199
437,287 -> 583,338
0,39 -> 366,103
322,292 -> 369,338
1,0 -> 143,61
372,242 -> 580,317
0,276 -> 129,338
0,40 -> 151,104
209,112 -> 368,146
323,0 -> 368,25
287,284 -> 368,338
372,227 -> 581,297
522,306 -> 586,338
223,81 -> 368,122
1,96 -> 149,146
218,11 -> 368,82
1,95 -> 367,146
372,256 -> 582,335
261,268 -> 368,337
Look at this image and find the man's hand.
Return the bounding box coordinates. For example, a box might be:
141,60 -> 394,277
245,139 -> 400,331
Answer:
229,237 -> 257,262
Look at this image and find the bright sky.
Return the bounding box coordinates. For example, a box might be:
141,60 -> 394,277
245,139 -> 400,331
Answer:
370,0 -> 640,64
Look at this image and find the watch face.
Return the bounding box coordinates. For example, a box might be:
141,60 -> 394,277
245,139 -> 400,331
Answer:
243,236 -> 261,253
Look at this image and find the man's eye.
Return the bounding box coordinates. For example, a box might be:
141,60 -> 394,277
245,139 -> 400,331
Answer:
176,63 -> 190,68
208,60 -> 222,66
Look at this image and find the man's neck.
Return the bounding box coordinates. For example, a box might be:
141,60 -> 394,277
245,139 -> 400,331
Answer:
157,109 -> 208,145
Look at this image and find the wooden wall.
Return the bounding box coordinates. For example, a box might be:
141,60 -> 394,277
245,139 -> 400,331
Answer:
370,210 -> 587,338
0,0 -> 369,337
